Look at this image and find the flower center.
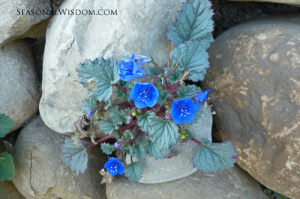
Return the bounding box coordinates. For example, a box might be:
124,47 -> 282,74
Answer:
177,102 -> 190,117
110,163 -> 119,174
138,86 -> 153,104
120,58 -> 133,73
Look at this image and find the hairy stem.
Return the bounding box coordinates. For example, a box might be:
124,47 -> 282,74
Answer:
90,134 -> 114,147
191,138 -> 202,148
120,119 -> 138,131
113,83 -> 128,93
151,59 -> 161,75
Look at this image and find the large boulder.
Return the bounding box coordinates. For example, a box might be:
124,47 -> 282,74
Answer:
40,0 -> 186,134
13,116 -> 107,199
107,165 -> 268,199
202,15 -> 300,198
0,0 -> 51,46
0,40 -> 40,132
137,106 -> 212,183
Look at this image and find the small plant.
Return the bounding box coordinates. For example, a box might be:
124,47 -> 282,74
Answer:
61,0 -> 237,182
0,114 -> 15,194
264,187 -> 288,199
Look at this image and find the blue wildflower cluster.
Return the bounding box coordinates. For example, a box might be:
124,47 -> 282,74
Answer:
63,0 -> 237,184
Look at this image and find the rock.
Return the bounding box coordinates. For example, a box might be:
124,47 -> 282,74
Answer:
0,181 -> 25,199
0,0 -> 51,47
230,0 -> 300,6
106,165 -> 269,199
12,116 -> 107,199
0,40 -> 40,132
202,15 -> 300,198
137,105 -> 212,183
40,0 -> 186,134
21,18 -> 51,39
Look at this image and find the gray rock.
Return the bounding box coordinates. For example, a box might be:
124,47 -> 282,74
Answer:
106,165 -> 269,199
12,116 -> 107,199
40,0 -> 186,134
0,0 -> 51,47
0,40 -> 40,132
202,15 -> 300,198
137,106 -> 212,183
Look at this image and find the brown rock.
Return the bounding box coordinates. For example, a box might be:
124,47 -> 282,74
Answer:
202,15 -> 300,198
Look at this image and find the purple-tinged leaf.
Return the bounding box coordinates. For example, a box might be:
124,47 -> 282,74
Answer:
61,137 -> 88,175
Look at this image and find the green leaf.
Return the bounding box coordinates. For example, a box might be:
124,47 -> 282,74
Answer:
195,86 -> 202,93
0,114 -> 14,138
77,58 -> 120,101
124,130 -> 134,139
171,40 -> 209,82
98,120 -> 117,135
148,66 -> 165,77
113,130 -> 121,139
81,98 -> 97,113
121,146 -> 133,156
145,142 -> 170,159
167,70 -> 182,84
109,106 -> 130,125
125,162 -> 143,181
192,139 -> 238,173
148,116 -> 179,150
132,144 -> 146,160
0,152 -> 15,181
61,137 -> 89,175
157,90 -> 169,105
166,0 -> 214,48
177,85 -> 196,99
137,111 -> 156,134
104,100 -> 112,110
101,143 -> 114,155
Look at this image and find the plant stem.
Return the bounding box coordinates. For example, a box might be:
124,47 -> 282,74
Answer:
113,83 -> 128,93
156,111 -> 165,117
146,74 -> 156,79
90,134 -> 114,147
120,119 -> 137,131
191,138 -> 202,148
151,59 -> 161,75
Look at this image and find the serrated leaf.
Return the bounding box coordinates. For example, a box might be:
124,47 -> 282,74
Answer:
77,58 -> 120,101
192,139 -> 238,173
157,90 -> 169,105
61,137 -> 88,175
148,66 -> 165,77
0,152 -> 15,181
167,70 -> 182,84
132,144 -> 146,160
195,86 -> 202,93
171,40 -> 209,82
124,130 -> 134,139
113,130 -> 121,139
81,98 -> 97,113
137,111 -> 156,134
167,0 -> 214,48
121,146 -> 133,156
98,120 -> 117,135
0,114 -> 14,138
104,100 -> 112,110
109,106 -> 130,125
145,143 -> 170,159
148,116 -> 179,150
101,143 -> 114,155
177,85 -> 196,99
125,162 -> 143,181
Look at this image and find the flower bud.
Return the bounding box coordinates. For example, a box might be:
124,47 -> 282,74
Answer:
114,142 -> 122,149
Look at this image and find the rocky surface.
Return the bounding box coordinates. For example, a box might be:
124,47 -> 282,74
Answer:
107,165 -> 268,199
137,105 -> 212,183
0,181 -> 25,199
40,0 -> 186,134
0,0 -> 51,47
202,15 -> 300,198
12,116 -> 107,199
0,40 -> 40,133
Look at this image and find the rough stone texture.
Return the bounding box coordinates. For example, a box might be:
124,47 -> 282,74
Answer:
40,0 -> 186,134
202,15 -> 300,198
0,40 -> 40,132
12,116 -> 107,199
21,19 -> 50,39
137,106 -> 212,183
107,165 -> 268,199
0,181 -> 25,199
230,0 -> 300,6
0,0 -> 51,47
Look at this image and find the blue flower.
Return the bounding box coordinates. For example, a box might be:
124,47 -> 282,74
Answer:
118,54 -> 151,81
194,90 -> 212,111
171,98 -> 197,125
104,157 -> 124,176
130,83 -> 159,108
87,107 -> 96,117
